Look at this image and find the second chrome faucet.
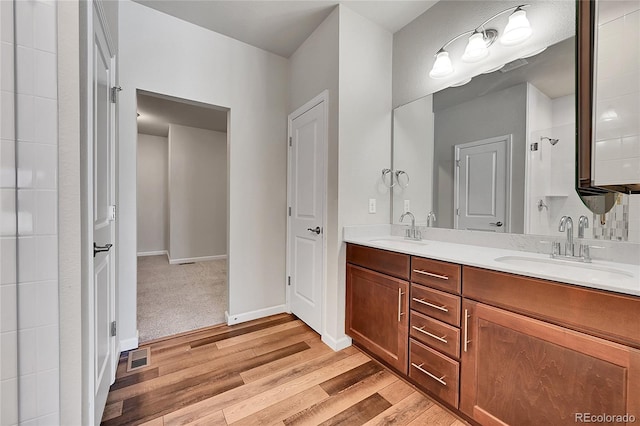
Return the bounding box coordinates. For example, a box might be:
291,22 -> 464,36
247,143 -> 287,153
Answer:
554,215 -> 591,262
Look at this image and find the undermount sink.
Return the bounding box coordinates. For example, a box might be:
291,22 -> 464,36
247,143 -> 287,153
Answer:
494,255 -> 634,281
368,238 -> 428,247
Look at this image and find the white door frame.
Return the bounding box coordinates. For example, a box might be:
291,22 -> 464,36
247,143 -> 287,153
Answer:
82,1 -> 118,424
453,134 -> 512,232
286,90 -> 329,336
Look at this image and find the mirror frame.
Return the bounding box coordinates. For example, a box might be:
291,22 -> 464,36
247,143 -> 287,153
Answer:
577,0 -> 640,195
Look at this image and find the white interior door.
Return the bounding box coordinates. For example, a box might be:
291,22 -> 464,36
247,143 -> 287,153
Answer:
89,5 -> 117,424
455,135 -> 511,232
287,95 -> 326,334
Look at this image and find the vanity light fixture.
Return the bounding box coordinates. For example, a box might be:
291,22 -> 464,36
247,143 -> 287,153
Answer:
428,4 -> 532,79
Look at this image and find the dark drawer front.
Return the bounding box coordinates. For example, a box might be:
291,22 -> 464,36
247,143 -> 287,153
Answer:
410,311 -> 460,359
409,339 -> 459,408
411,284 -> 461,327
346,244 -> 410,280
411,257 -> 461,294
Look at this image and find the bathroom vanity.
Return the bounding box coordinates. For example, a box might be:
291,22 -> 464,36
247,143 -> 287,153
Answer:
345,239 -> 640,425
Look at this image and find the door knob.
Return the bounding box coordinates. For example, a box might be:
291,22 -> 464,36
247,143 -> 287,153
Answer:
489,222 -> 503,227
94,242 -> 113,257
307,226 -> 321,235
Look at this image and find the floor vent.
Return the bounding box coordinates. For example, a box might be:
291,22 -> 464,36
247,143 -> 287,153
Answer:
180,262 -> 195,265
126,347 -> 150,372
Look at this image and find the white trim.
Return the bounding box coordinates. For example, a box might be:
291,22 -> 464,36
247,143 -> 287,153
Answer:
167,254 -> 227,264
226,304 -> 288,326
93,0 -> 115,57
321,334 -> 353,352
286,90 -> 329,336
119,336 -> 139,352
137,250 -> 168,257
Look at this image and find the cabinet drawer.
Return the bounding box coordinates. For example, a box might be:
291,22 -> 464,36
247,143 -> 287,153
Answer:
410,311 -> 460,359
409,339 -> 459,408
411,284 -> 461,327
411,257 -> 461,294
347,244 -> 410,280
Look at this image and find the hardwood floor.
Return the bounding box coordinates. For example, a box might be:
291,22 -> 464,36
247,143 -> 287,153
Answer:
102,314 -> 468,426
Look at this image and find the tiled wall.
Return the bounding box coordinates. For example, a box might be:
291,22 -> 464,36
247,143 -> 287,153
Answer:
594,3 -> 640,186
1,1 -> 60,425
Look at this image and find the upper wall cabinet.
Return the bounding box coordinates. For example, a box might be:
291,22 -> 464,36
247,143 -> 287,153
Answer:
578,1 -> 640,194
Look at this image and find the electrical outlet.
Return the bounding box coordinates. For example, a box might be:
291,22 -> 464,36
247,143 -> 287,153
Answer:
404,199 -> 410,213
368,198 -> 376,214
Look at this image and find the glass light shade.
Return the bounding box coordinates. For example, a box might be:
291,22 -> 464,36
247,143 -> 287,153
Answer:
429,51 -> 454,79
462,32 -> 489,63
500,9 -> 532,46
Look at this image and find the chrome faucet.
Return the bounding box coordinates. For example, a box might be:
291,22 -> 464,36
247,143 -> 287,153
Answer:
558,216 -> 574,256
427,211 -> 437,227
400,211 -> 421,240
578,215 -> 589,238
577,215 -> 591,261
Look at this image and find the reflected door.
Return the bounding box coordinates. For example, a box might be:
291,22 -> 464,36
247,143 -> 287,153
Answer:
455,135 -> 511,232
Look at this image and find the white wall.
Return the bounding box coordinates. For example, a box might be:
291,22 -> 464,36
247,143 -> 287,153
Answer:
168,124 -> 227,261
119,0 -> 289,345
136,134 -> 168,255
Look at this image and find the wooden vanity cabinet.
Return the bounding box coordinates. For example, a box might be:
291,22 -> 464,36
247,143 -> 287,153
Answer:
346,247 -> 409,373
460,299 -> 640,426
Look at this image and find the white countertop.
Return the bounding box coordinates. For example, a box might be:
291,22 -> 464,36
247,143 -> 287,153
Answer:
344,234 -> 640,297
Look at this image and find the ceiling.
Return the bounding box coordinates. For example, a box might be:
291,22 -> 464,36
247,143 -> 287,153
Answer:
132,0 -> 438,58
137,91 -> 228,137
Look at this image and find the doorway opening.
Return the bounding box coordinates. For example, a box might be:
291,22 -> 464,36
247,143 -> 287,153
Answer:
135,90 -> 229,342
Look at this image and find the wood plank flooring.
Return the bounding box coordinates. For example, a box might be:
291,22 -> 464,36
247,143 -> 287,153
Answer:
102,314 -> 468,426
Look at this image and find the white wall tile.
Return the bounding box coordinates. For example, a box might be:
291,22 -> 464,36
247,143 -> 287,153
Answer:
1,284 -> 16,332
622,157 -> 640,183
36,326 -> 58,371
37,413 -> 59,426
18,328 -> 36,376
17,142 -> 35,188
18,283 -> 37,330
18,189 -> 35,235
16,46 -> 34,95
33,3 -> 56,53
18,373 -> 37,421
1,189 -> 16,236
33,97 -> 57,145
35,190 -> 56,235
0,237 -> 16,284
34,236 -> 57,281
15,0 -> 34,49
1,331 -> 17,379
36,369 -> 58,416
34,51 -> 56,99
17,236 -> 36,283
0,0 -> 14,43
1,42 -> 14,92
35,144 -> 56,189
1,140 -> 16,188
1,377 -> 18,425
36,281 -> 57,327
0,93 -> 16,140
17,94 -> 35,142
594,138 -> 621,161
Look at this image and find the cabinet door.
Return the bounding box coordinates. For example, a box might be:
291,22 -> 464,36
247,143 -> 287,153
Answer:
460,300 -> 640,426
346,264 -> 409,373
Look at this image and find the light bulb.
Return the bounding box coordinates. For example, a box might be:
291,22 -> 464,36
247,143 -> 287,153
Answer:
462,32 -> 490,63
501,9 -> 532,46
429,50 -> 454,79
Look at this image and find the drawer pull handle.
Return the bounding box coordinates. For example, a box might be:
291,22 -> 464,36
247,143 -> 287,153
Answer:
398,288 -> 405,322
412,326 -> 447,343
411,363 -> 447,386
412,298 -> 449,312
464,308 -> 471,353
413,269 -> 449,280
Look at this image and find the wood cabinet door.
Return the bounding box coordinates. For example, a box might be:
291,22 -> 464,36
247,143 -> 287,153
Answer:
346,264 -> 409,373
460,300 -> 640,426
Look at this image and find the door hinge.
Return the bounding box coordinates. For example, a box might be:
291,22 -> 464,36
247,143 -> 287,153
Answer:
110,86 -> 122,103
288,276 -> 291,286
108,205 -> 117,221
456,208 -> 459,216
110,321 -> 117,337
455,159 -> 460,167
288,207 -> 291,216
289,137 -> 292,147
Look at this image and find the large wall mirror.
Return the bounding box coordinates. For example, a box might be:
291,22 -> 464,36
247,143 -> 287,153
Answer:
391,0 -> 639,241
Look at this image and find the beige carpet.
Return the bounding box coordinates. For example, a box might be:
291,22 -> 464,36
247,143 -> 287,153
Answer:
137,255 -> 228,343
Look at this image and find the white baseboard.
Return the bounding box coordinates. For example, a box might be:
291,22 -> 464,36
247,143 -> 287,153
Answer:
168,254 -> 227,265
226,304 -> 287,326
137,250 -> 168,257
120,334 -> 139,352
321,334 -> 352,352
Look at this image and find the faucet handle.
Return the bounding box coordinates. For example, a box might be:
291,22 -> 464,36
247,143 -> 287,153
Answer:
551,241 -> 561,256
579,243 -> 592,262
